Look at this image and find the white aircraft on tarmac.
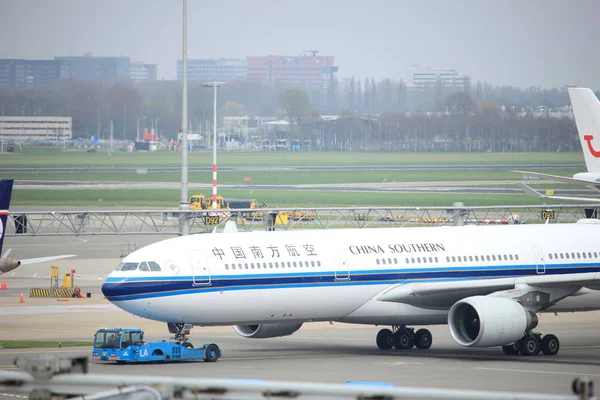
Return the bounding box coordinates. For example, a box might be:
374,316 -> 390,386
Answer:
103,218 -> 600,357
517,88 -> 600,203
0,179 -> 75,274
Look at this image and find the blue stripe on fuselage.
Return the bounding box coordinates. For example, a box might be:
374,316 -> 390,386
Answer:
101,263 -> 600,301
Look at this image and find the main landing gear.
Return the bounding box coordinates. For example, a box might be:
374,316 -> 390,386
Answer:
502,332 -> 560,356
376,326 -> 433,350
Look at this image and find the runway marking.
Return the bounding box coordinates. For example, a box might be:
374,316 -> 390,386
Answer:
374,361 -> 423,366
223,353 -> 355,362
562,345 -> 600,349
0,393 -> 27,399
476,367 -> 600,377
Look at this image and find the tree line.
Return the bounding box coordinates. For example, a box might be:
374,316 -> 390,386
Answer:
0,78 -> 597,152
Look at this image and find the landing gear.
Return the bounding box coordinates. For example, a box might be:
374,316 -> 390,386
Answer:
376,326 -> 432,350
168,323 -> 193,345
502,332 -> 560,356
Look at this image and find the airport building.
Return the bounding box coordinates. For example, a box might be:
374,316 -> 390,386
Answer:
409,67 -> 470,91
177,58 -> 247,82
130,62 -> 158,82
0,59 -> 70,87
247,52 -> 338,89
55,53 -> 130,82
0,116 -> 72,142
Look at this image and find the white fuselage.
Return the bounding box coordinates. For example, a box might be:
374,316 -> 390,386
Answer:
102,223 -> 600,326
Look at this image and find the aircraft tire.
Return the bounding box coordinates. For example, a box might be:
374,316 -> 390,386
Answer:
182,341 -> 194,349
376,329 -> 394,350
393,330 -> 414,350
541,334 -> 560,356
519,335 -> 540,356
502,344 -> 519,355
414,329 -> 432,350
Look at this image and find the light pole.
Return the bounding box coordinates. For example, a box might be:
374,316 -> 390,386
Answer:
179,0 -> 190,236
203,81 -> 225,209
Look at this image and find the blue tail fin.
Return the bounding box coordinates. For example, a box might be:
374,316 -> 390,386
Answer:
0,180 -> 14,255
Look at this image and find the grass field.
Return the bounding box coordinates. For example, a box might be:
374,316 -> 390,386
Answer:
10,188 -> 568,207
0,147 -> 586,168
1,148 -> 587,207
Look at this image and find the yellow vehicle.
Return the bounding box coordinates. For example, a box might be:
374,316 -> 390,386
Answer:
189,195 -> 224,210
224,198 -> 265,220
281,210 -> 316,221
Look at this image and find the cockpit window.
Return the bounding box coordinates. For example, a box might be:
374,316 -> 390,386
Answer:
115,263 -> 123,271
138,262 -> 150,272
120,262 -> 139,271
148,262 -> 162,272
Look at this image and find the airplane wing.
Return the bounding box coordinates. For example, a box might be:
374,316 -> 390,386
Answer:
19,254 -> 76,265
512,170 -> 599,186
517,182 -> 600,204
377,272 -> 600,309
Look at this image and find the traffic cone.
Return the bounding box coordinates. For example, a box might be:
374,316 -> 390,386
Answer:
19,292 -> 24,303
1,278 -> 6,290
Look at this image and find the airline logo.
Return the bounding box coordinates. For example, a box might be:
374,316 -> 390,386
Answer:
584,135 -> 600,158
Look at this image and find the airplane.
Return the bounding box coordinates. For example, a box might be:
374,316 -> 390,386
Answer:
515,88 -> 600,201
0,179 -> 75,274
102,218 -> 600,357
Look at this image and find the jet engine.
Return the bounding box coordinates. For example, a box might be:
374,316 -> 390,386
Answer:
233,323 -> 303,339
448,296 -> 538,347
0,258 -> 20,274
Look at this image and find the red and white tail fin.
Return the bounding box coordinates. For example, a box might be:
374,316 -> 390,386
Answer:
569,88 -> 600,173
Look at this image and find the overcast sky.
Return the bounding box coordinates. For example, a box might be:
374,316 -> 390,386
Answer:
1,0 -> 598,88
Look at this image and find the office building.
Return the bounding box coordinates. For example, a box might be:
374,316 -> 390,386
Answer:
247,52 -> 338,89
0,59 -> 70,87
55,53 -> 130,82
0,116 -> 72,141
177,58 -> 246,82
130,62 -> 158,82
409,67 -> 470,91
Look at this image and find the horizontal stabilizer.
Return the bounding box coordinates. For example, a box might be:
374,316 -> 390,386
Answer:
517,182 -> 600,204
19,254 -> 76,266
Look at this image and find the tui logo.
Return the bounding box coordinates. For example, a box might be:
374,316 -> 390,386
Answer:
584,135 -> 600,158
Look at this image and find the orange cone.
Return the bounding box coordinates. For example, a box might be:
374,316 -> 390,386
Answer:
1,278 -> 6,290
19,292 -> 24,303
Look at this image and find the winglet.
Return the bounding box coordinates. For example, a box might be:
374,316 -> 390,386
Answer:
517,182 -> 546,199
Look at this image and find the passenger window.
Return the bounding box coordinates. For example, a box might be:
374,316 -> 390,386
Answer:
435,257 -> 438,262
469,256 -> 473,262
225,264 -> 229,270
475,255 -> 479,261
406,258 -> 410,264
411,257 -> 415,263
508,255 -> 513,261
571,253 -> 575,259
577,253 -> 581,258
515,254 -> 519,261
287,262 -> 291,268
429,257 -> 433,263
446,256 -> 450,262
232,264 -> 236,270
317,261 -> 321,267
583,253 -> 587,259
548,254 -> 553,260
311,261 -> 315,267
486,255 -> 490,261
492,255 -> 496,261
452,256 -> 456,262
457,256 -> 461,262
394,258 -> 398,264
148,262 -> 161,272
245,263 -> 249,269
566,254 -> 570,259
382,259 -> 386,265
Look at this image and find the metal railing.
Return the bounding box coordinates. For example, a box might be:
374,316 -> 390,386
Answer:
5,204 -> 599,236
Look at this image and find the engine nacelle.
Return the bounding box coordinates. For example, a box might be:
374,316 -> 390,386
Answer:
448,296 -> 538,347
233,323 -> 303,339
0,258 -> 21,274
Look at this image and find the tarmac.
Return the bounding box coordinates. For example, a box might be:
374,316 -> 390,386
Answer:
1,235 -> 600,398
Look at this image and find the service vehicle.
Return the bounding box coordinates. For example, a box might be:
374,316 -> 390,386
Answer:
92,326 -> 220,363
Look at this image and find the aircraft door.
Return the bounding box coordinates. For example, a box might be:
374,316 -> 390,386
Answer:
532,244 -> 546,274
335,258 -> 350,281
188,250 -> 211,285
